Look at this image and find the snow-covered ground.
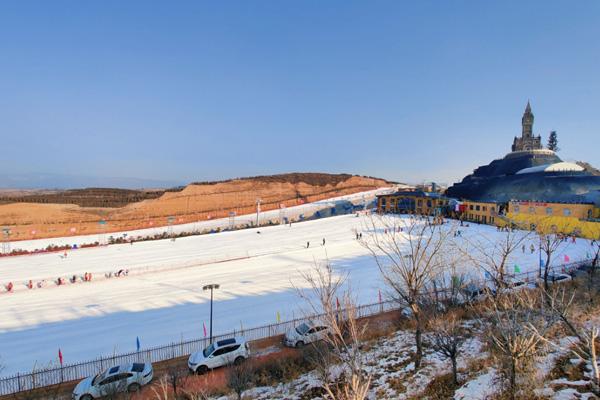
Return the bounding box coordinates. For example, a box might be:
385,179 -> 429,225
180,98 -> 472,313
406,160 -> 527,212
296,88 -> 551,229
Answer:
6,188 -> 391,252
0,209 -> 593,376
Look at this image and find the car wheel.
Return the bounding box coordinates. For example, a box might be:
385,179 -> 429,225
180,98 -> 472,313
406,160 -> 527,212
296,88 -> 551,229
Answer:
127,383 -> 141,393
80,395 -> 93,400
234,356 -> 244,365
196,365 -> 209,375
295,341 -> 305,348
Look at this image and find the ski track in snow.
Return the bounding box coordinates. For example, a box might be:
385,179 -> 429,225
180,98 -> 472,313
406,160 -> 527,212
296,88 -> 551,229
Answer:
0,208 -> 594,376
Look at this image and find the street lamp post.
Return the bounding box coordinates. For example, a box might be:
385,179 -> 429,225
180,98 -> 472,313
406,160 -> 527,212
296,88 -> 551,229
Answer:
203,284 -> 220,343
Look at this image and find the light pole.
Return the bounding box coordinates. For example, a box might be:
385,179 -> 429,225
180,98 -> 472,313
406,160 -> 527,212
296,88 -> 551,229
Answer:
203,284 -> 220,343
256,198 -> 262,227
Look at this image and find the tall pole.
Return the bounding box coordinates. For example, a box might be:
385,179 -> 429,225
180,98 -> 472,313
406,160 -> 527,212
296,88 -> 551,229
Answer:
203,284 -> 220,343
256,199 -> 261,227
209,288 -> 213,342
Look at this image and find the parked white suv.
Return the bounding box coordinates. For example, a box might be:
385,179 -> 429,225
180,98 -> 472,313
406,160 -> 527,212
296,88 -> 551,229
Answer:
72,362 -> 153,400
284,322 -> 329,348
188,337 -> 249,374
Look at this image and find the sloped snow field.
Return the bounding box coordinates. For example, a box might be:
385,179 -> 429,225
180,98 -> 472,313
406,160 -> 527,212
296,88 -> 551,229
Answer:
0,208 -> 593,377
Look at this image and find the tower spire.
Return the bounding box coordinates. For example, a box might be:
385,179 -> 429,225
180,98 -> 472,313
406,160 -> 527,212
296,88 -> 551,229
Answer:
522,101 -> 534,138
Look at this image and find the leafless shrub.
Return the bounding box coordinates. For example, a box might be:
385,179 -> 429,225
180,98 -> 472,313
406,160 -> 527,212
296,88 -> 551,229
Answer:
531,287 -> 600,395
297,260 -> 372,400
151,375 -> 170,400
226,359 -> 255,400
428,311 -> 465,386
165,365 -> 188,399
482,289 -> 550,400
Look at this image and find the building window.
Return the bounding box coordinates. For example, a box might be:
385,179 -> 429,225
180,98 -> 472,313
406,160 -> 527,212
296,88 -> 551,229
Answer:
469,205 -> 474,210
483,206 -> 487,211
514,205 -> 520,213
427,200 -> 432,208
491,206 -> 495,212
417,200 -> 422,207
546,207 -> 553,215
563,208 -> 571,216
475,205 -> 481,211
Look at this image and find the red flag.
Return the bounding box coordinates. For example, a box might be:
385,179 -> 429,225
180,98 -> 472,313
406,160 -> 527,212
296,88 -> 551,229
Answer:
203,322 -> 207,338
58,349 -> 63,366
564,254 -> 570,262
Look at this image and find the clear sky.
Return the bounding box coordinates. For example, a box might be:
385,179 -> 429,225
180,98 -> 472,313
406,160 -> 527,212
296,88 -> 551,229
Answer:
1,1 -> 599,187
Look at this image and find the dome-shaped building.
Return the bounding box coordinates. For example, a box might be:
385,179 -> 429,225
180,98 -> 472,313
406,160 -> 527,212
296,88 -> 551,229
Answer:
446,103 -> 600,205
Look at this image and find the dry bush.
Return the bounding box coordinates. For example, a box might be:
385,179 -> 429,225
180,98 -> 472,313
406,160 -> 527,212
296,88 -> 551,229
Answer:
480,290 -> 550,400
251,355 -> 313,387
297,261 -> 372,399
532,287 -> 600,395
408,372 -> 457,400
428,310 -> 466,386
226,359 -> 255,400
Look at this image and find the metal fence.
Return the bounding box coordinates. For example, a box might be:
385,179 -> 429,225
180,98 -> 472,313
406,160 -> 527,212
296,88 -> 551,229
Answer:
0,300 -> 399,396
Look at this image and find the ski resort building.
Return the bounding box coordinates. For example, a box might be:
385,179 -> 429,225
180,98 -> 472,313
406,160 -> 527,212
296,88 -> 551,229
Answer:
459,200 -> 503,225
376,190 -> 452,216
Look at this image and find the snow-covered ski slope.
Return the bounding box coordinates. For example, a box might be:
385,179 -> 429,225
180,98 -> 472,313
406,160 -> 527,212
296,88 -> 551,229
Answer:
8,188 -> 392,252
0,211 -> 593,376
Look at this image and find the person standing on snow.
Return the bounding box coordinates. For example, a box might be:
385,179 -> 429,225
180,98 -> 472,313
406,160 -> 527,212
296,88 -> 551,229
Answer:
322,238 -> 326,246
306,241 -> 310,248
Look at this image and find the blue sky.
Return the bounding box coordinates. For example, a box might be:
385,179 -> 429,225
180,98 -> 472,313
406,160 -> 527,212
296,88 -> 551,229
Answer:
1,1 -> 599,187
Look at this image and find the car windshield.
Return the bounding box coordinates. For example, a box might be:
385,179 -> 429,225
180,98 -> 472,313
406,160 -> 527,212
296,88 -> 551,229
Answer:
92,370 -> 107,386
295,323 -> 310,335
203,343 -> 215,358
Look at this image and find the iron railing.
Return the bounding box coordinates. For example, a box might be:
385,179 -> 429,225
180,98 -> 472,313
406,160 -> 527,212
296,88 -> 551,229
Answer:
0,300 -> 398,395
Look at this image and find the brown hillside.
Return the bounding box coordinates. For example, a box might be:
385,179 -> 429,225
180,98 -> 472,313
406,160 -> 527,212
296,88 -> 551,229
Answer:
0,173 -> 391,242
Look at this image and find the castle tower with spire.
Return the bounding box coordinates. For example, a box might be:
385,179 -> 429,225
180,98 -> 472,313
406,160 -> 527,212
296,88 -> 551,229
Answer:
512,101 -> 543,152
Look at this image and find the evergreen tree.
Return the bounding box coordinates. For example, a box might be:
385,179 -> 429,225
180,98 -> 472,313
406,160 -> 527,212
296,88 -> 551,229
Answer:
547,131 -> 559,151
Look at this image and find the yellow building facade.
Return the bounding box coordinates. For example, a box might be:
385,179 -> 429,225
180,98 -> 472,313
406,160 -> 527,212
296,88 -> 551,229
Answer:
505,200 -> 600,239
460,201 -> 501,225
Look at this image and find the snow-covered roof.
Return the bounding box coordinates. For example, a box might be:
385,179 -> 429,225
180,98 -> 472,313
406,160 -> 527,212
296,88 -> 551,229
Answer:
516,162 -> 585,175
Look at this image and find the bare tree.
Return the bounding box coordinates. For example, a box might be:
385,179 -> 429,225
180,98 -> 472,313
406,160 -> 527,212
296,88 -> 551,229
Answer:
428,310 -> 465,386
461,223 -> 530,289
297,260 -> 372,400
531,288 -> 600,395
585,240 -> 600,305
361,214 -> 455,370
165,365 -> 188,399
226,359 -> 254,400
483,290 -> 550,400
537,227 -> 569,291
